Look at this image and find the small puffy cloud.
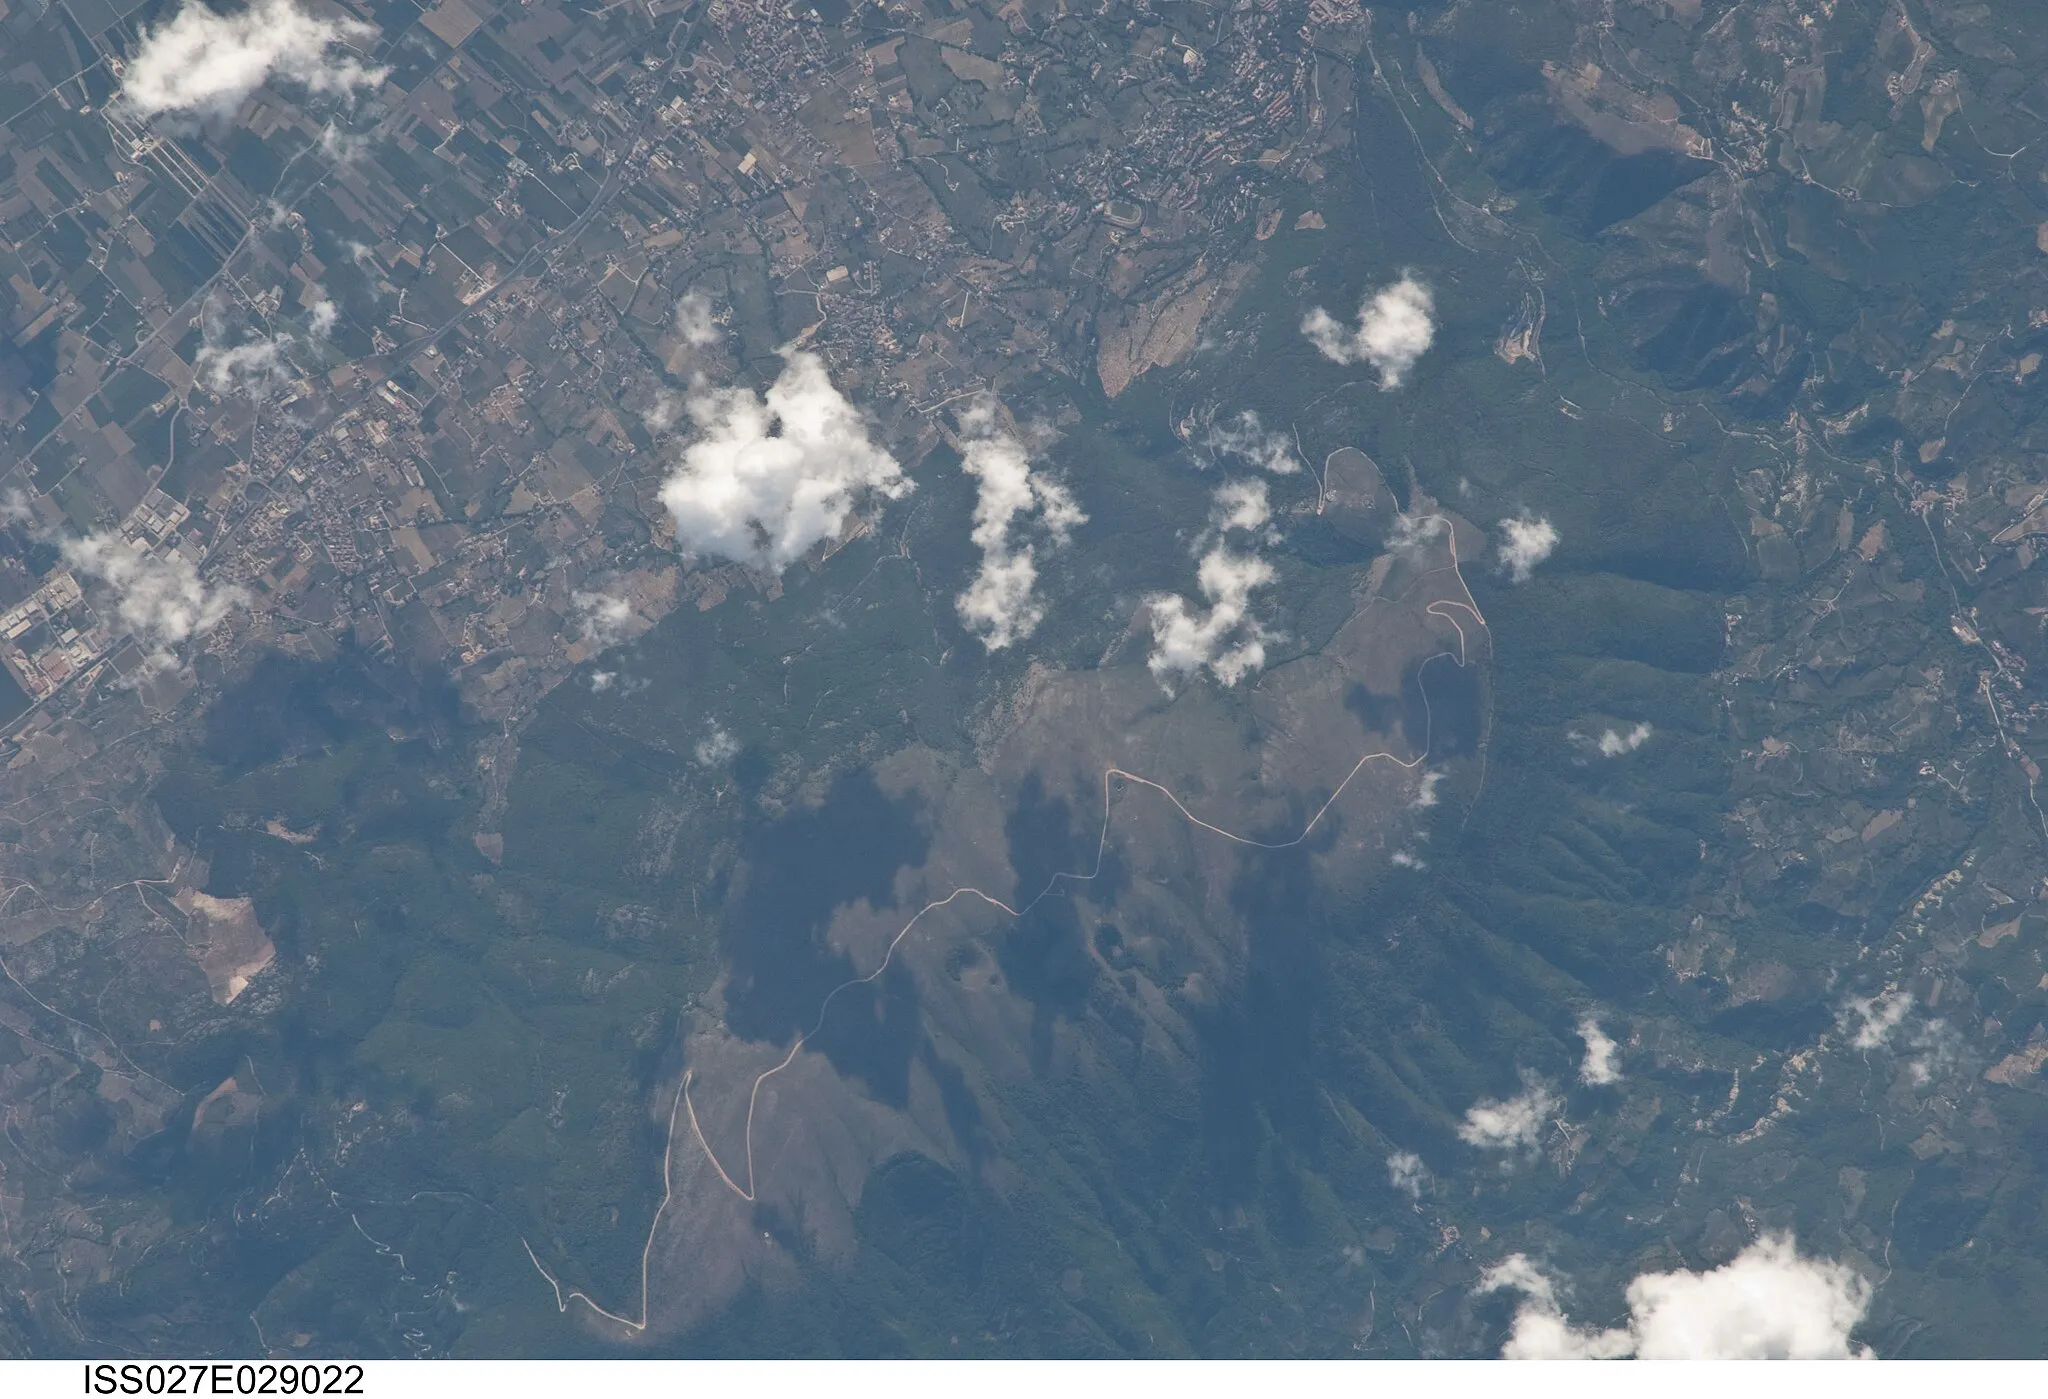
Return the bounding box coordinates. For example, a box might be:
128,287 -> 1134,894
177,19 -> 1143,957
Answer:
1387,511 -> 1449,560
1479,1255 -> 1582,1340
1597,722 -> 1652,757
1211,478 -> 1270,534
1497,513 -> 1558,582
1906,1017 -> 1961,1086
1839,990 -> 1957,1083
1577,1016 -> 1621,1086
1389,849 -> 1426,869
1146,544 -> 1276,688
955,400 -> 1086,651
195,338 -> 289,397
643,391 -> 682,434
61,534 -> 245,671
1411,769 -> 1446,809
1205,410 -> 1299,474
1144,475 -> 1292,686
571,589 -> 634,650
956,552 -> 1041,653
1300,275 -> 1436,388
1457,1072 -> 1559,1151
318,121 -> 371,162
1481,1235 -> 1874,1359
674,292 -> 721,348
659,350 -> 910,574
589,670 -> 616,693
1841,990 -> 1913,1051
694,723 -> 740,767
119,0 -> 389,121
193,294 -> 334,397
1387,1151 -> 1429,1200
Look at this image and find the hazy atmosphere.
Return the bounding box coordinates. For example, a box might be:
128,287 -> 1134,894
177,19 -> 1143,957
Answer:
2,0 -> 2047,1361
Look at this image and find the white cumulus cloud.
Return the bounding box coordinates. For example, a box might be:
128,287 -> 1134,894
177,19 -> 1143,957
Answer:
1577,1015 -> 1622,1086
1145,476 -> 1294,686
1211,478 -> 1270,534
956,552 -> 1039,653
1387,511 -> 1449,560
659,351 -> 909,574
318,121 -> 371,162
1146,543 -> 1276,689
571,589 -> 634,650
1457,1072 -> 1559,1151
119,0 -> 389,121
61,534 -> 245,671
1205,410 -> 1299,474
954,400 -> 1085,651
195,338 -> 289,397
643,391 -> 681,434
1597,722 -> 1653,757
1480,1235 -> 1874,1359
1842,990 -> 1913,1051
193,294 -> 335,398
1300,275 -> 1436,388
1387,1151 -> 1429,1200
674,292 -> 721,348
1498,514 -> 1558,582
695,723 -> 740,767
1906,1016 -> 1960,1086
1411,769 -> 1446,809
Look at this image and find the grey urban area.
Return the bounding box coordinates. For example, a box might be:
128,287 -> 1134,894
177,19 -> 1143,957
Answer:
0,0 -> 1329,718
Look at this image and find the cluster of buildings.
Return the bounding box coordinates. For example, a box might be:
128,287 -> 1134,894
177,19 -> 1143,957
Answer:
0,565 -> 91,702
0,0 -> 1362,733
